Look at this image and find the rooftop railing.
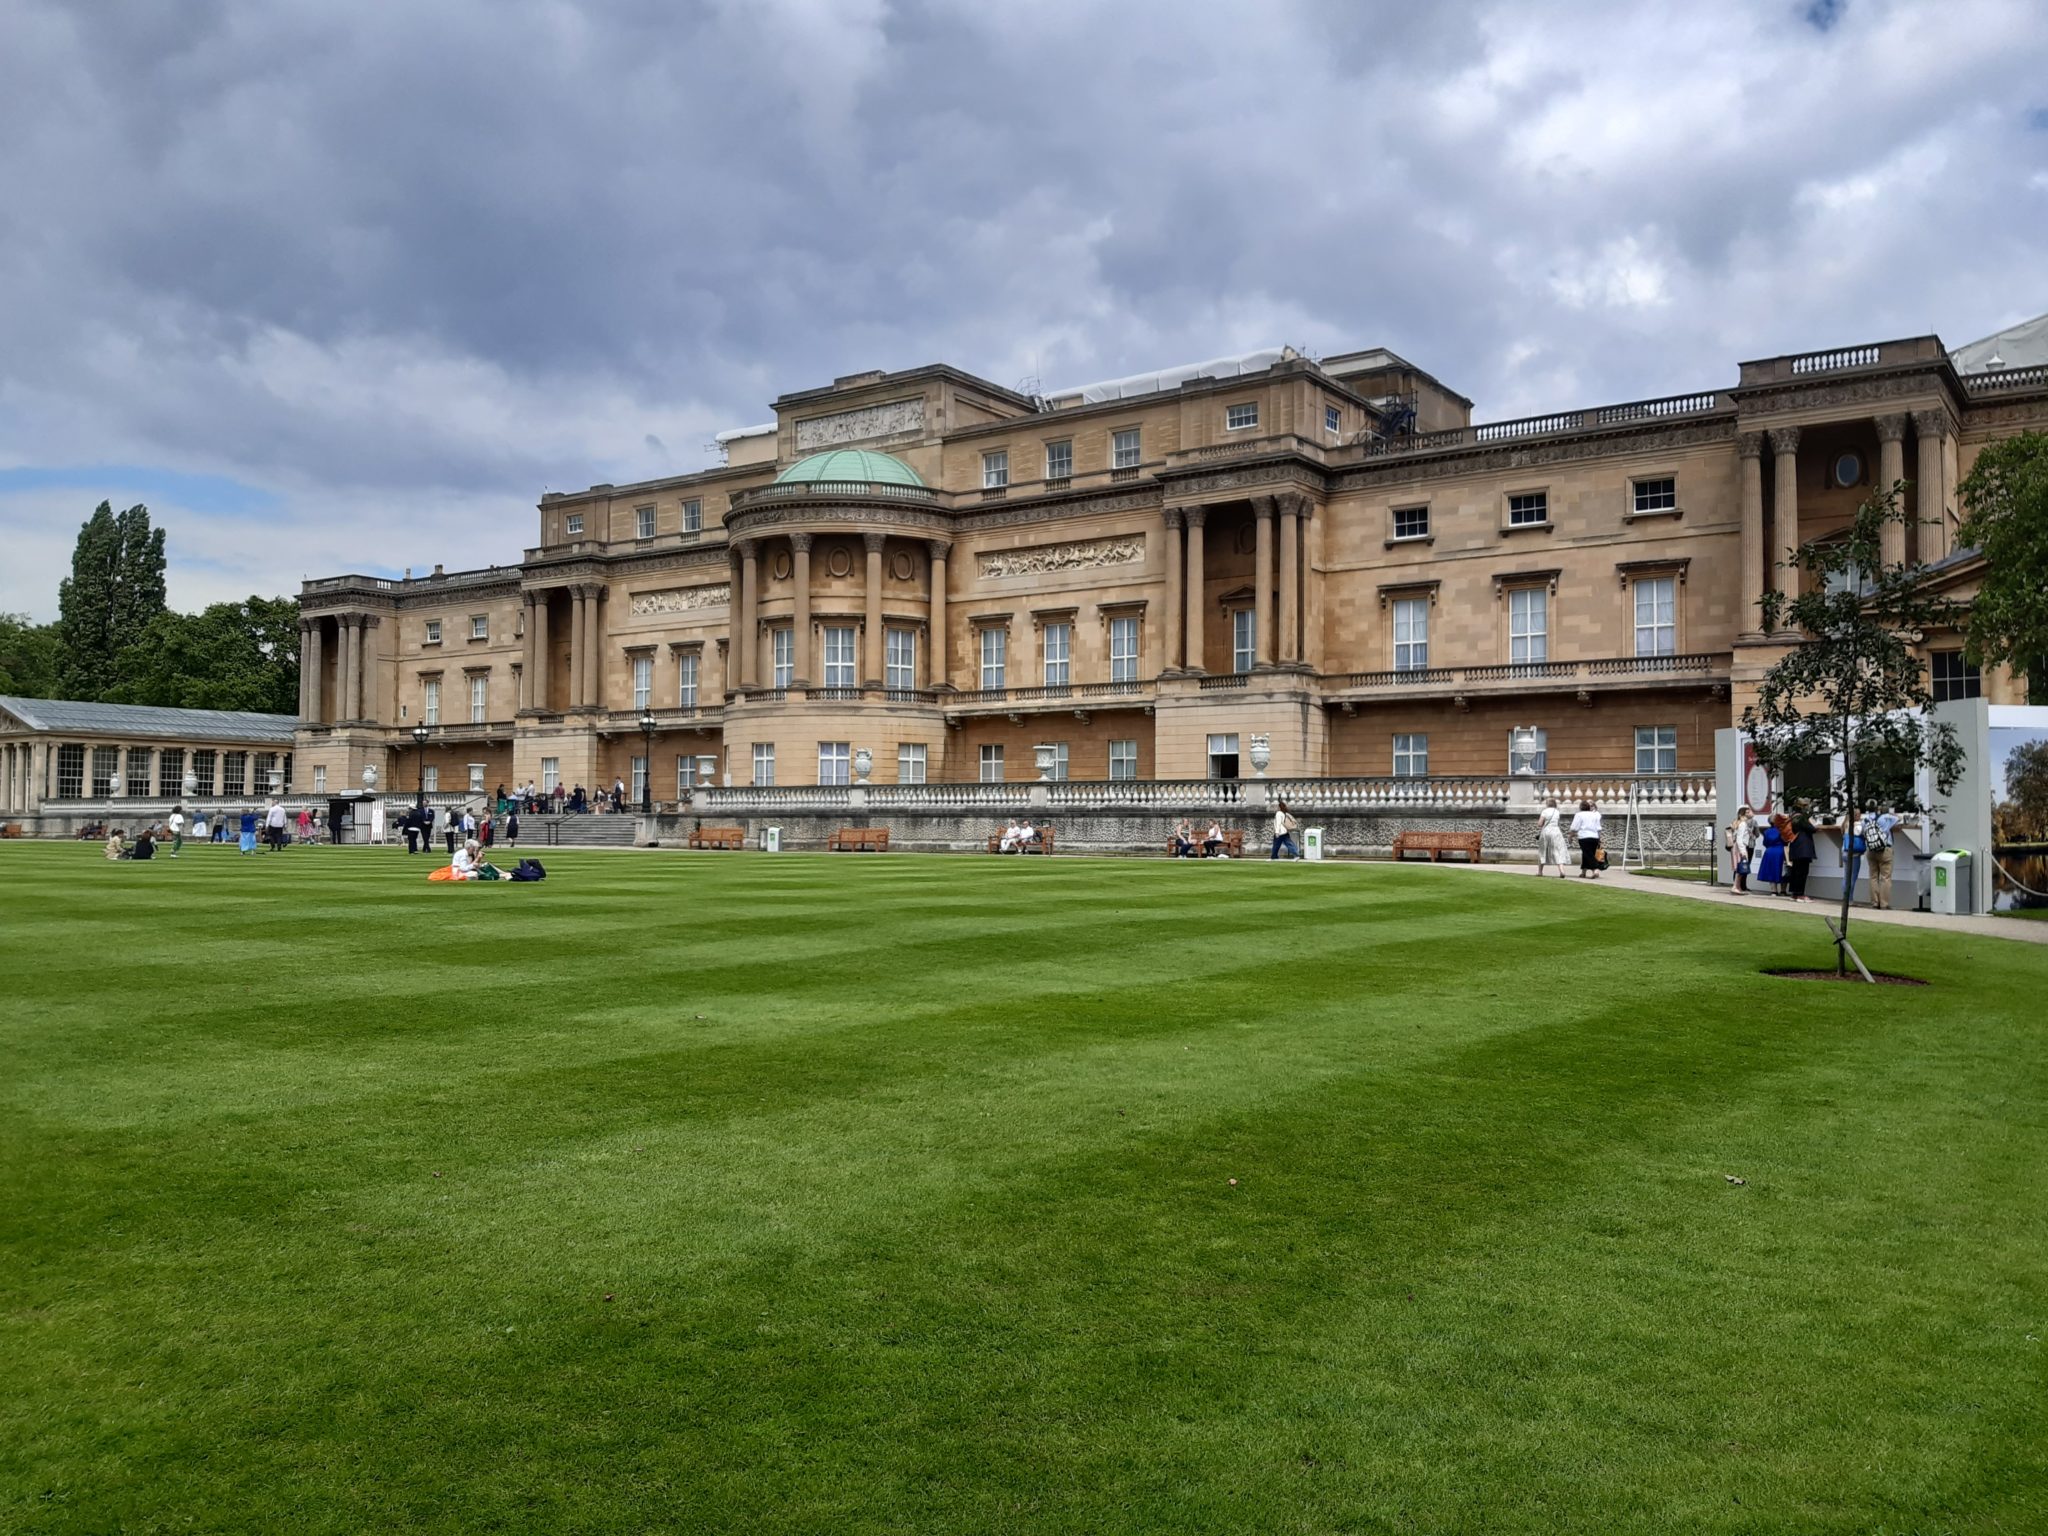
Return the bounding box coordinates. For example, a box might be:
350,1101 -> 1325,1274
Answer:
1363,392 -> 1728,459
1333,653 -> 1724,691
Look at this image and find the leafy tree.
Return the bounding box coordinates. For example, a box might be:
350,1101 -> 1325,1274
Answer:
1741,487 -> 1967,977
1996,738 -> 2048,846
1955,430 -> 2048,696
0,612 -> 61,698
56,502 -> 168,699
108,597 -> 301,714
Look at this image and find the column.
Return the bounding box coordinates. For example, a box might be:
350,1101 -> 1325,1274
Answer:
1278,495 -> 1302,665
1874,414 -> 1908,568
585,587 -> 606,709
358,617 -> 379,722
342,616 -> 363,722
1737,432 -> 1766,637
1913,408 -> 1950,563
1182,507 -> 1206,672
1769,427 -> 1801,631
738,541 -> 760,689
790,534 -> 814,688
305,617 -> 324,723
1161,509 -> 1184,674
927,540 -> 951,690
568,587 -> 587,709
531,592 -> 551,711
862,532 -> 886,687
296,622 -> 309,718
1251,497 -> 1274,670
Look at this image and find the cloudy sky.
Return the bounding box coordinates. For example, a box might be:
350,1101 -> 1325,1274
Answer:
1,0 -> 2043,619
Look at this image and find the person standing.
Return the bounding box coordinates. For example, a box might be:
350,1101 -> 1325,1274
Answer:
1787,804 -> 1818,903
1865,805 -> 1902,910
296,805 -> 313,844
1569,800 -> 1603,878
402,807 -> 421,855
166,805 -> 185,858
1728,806 -> 1756,894
1270,799 -> 1299,860
1754,816 -> 1786,894
265,798 -> 287,852
1831,807 -> 1867,905
1536,797 -> 1571,878
238,806 -> 258,854
506,808 -> 519,849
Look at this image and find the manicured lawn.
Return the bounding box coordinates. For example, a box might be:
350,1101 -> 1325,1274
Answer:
3,841 -> 2045,1534
1634,864 -> 1715,882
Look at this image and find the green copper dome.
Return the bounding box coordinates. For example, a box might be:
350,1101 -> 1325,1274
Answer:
775,448 -> 925,487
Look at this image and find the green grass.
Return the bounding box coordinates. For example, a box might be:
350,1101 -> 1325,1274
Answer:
1634,864 -> 1715,882
3,842 -> 2045,1534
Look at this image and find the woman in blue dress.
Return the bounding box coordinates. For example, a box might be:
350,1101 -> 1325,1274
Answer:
238,807 -> 259,854
1754,818 -> 1787,894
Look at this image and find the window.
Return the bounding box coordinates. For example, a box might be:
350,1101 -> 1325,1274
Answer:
676,755 -> 696,796
1634,576 -> 1677,656
677,651 -> 699,709
191,750 -> 216,796
425,619 -> 442,645
469,763 -> 486,793
1232,609 -> 1254,673
1508,491 -> 1548,526
126,748 -> 151,797
1047,742 -> 1070,780
1109,739 -> 1138,780
423,678 -> 441,725
565,513 -> 583,537
1635,725 -> 1678,774
773,626 -> 795,689
1045,440 -> 1072,480
255,753 -> 279,794
470,674 -> 488,724
1112,428 -> 1141,469
1931,650 -> 1982,702
1393,734 -> 1428,778
158,749 -> 185,798
1109,616 -> 1139,682
885,628 -> 916,691
979,743 -> 1004,782
281,753 -> 292,793
1393,598 -> 1428,671
313,765 -> 326,794
1506,727 -> 1549,774
1392,506 -> 1429,541
818,742 -> 852,786
982,450 -> 1009,489
630,756 -> 647,802
470,615 -> 489,640
898,742 -> 927,784
1326,404 -> 1342,436
56,743 -> 84,799
423,765 -> 439,793
823,626 -> 856,688
91,746 -> 117,797
752,743 -> 776,786
541,756 -> 559,794
632,655 -> 652,711
636,504 -> 656,538
979,626 -> 1006,689
222,751 -> 247,796
1207,733 -> 1241,780
681,499 -> 702,534
1226,402 -> 1259,431
1043,621 -> 1071,687
1633,477 -> 1677,514
1509,587 -> 1548,664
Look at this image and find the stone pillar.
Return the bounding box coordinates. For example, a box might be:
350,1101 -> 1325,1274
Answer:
1769,427 -> 1802,631
342,616 -> 363,723
1251,496 -> 1274,670
517,596 -> 533,710
585,587 -> 606,709
568,587 -> 586,709
1161,509 -> 1184,675
305,618 -> 324,723
1913,408 -> 1950,563
530,591 -> 550,711
862,532 -> 886,688
737,541 -> 760,689
1182,507 -> 1207,673
927,539 -> 951,690
1277,495 -> 1301,665
1737,432 -> 1766,638
790,533 -> 814,688
357,616 -> 379,722
1874,413 -> 1908,568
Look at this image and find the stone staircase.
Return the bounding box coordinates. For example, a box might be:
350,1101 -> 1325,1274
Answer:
522,814 -> 641,848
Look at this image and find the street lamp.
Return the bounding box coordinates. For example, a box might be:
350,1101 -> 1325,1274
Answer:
411,722 -> 430,807
638,711 -> 657,814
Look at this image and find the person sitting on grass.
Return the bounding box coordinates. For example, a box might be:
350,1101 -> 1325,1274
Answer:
130,826 -> 157,861
104,827 -> 127,861
450,837 -> 506,881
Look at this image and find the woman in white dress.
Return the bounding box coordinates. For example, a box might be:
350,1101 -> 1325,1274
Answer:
1535,797 -> 1571,878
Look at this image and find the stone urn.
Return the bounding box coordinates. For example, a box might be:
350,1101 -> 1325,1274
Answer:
1248,734 -> 1272,778
853,747 -> 873,784
1034,742 -> 1058,781
361,765 -> 379,792
180,771 -> 198,799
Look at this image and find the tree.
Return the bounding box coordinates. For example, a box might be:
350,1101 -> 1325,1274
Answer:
0,612 -> 61,699
56,502 -> 168,699
1997,738 -> 2048,846
1740,487 -> 1967,978
1956,430 -> 2048,694
108,597 -> 301,714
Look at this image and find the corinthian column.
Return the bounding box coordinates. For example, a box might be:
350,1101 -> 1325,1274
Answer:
530,592 -> 550,710
1277,495 -> 1302,665
357,617 -> 380,721
1161,508 -> 1184,675
790,533 -> 814,688
585,587 -> 606,709
738,541 -> 760,689
305,618 -> 324,722
862,532 -> 886,688
1913,408 -> 1951,563
927,540 -> 951,690
342,616 -> 363,722
1874,413 -> 1908,568
568,586 -> 587,708
1737,432 -> 1766,639
1769,426 -> 1801,632
1182,507 -> 1207,673
1251,496 -> 1274,670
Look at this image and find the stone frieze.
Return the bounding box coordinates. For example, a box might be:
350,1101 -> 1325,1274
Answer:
629,583 -> 731,616
978,534 -> 1145,580
793,398 -> 926,451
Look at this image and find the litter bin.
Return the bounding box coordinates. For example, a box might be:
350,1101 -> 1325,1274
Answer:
1930,850 -> 1973,915
1303,827 -> 1325,862
763,826 -> 782,853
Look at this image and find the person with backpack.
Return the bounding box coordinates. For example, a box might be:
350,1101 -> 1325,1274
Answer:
1270,799 -> 1299,860
1569,800 -> 1603,878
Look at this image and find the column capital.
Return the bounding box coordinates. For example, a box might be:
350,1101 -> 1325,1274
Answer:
1873,412 -> 1909,443
1179,504 -> 1208,528
359,614 -> 381,630
1911,406 -> 1951,439
733,537 -> 760,559
1162,506 -> 1184,530
788,531 -> 814,553
925,538 -> 952,561
1737,430 -> 1766,459
1767,426 -> 1801,455
1276,490 -> 1313,519
1251,495 -> 1277,521
862,531 -> 888,554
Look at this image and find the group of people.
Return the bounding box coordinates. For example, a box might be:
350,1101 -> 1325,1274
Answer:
502,780 -> 622,816
103,800 -> 293,861
1726,803 -> 1906,908
995,817 -> 1042,852
398,803 -> 519,855
1164,803 -> 1302,859
1534,799 -> 1608,878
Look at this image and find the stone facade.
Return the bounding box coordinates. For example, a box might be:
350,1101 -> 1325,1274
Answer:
296,334 -> 2048,801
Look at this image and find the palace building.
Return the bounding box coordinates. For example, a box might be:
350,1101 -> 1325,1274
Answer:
294,321 -> 2047,804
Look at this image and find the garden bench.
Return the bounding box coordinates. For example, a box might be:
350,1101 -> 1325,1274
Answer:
1166,829 -> 1246,859
827,828 -> 890,853
987,826 -> 1056,855
687,826 -> 746,850
1391,830 -> 1483,863
0,822 -> 21,839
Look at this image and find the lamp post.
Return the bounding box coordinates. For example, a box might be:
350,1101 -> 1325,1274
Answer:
638,711 -> 657,814
411,722 -> 430,807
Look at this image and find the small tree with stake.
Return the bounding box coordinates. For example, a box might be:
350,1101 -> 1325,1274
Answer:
1740,486 -> 1967,978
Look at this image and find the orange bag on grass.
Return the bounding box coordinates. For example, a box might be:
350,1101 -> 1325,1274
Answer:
427,866 -> 459,882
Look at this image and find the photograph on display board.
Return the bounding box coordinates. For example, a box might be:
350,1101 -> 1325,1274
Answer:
1988,707 -> 2048,914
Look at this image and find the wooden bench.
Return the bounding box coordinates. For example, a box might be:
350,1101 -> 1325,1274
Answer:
987,826 -> 1056,855
687,826 -> 745,850
0,822 -> 22,839
1166,829 -> 1246,859
827,827 -> 890,853
1391,830 -> 1483,863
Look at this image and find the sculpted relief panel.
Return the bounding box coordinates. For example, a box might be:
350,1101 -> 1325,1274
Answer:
629,583 -> 730,616
793,397 -> 926,451
978,534 -> 1145,580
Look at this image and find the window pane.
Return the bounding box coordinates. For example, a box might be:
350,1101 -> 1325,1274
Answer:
1110,616 -> 1139,681
1393,733 -> 1428,778
1045,441 -> 1072,479
1393,506 -> 1428,540
1043,622 -> 1070,686
980,628 -> 1006,689
1510,588 -> 1547,664
898,743 -> 927,784
982,451 -> 1008,489
1227,403 -> 1258,430
886,628 -> 917,690
1634,576 -> 1677,656
823,627 -> 857,688
774,627 -> 795,688
1508,492 -> 1547,525
1109,740 -> 1137,780
1232,609 -> 1253,673
818,742 -> 850,786
979,744 -> 1004,782
1393,598 -> 1428,670
636,505 -> 655,538
632,656 -> 652,711
541,757 -> 559,794
1112,429 -> 1141,469
752,743 -> 775,786
1633,477 -> 1677,513
678,652 -> 698,709
681,499 -> 702,532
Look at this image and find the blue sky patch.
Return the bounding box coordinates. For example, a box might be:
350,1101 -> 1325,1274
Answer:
0,464 -> 280,519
